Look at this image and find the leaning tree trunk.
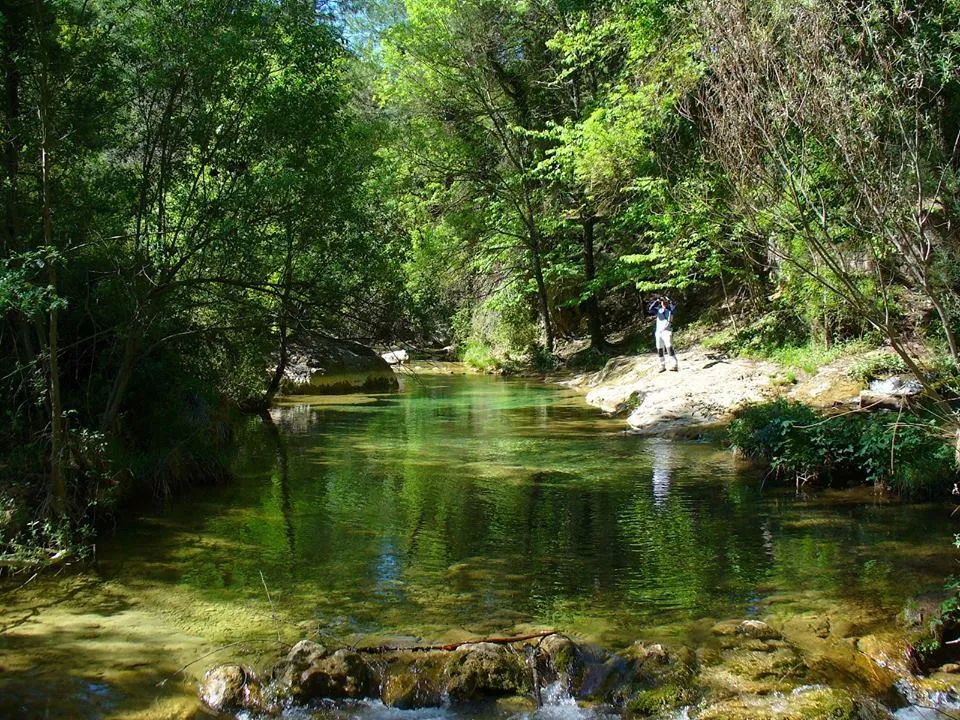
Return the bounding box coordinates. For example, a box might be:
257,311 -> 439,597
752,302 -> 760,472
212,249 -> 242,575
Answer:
260,231 -> 294,409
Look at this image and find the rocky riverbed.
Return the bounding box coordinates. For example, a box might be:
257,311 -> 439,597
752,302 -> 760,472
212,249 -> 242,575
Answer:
200,605 -> 960,719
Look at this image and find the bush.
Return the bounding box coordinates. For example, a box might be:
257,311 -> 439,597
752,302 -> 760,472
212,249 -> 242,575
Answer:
847,353 -> 906,384
461,339 -> 498,372
728,399 -> 958,496
857,413 -> 956,495
729,399 -> 859,484
456,287 -> 540,371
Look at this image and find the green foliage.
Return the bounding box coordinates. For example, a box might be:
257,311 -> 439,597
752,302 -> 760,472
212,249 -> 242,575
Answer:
847,354 -> 907,384
729,400 -> 957,496
457,287 -> 539,371
0,0 -> 409,555
857,414 -> 956,496
461,340 -> 498,373
762,341 -> 872,376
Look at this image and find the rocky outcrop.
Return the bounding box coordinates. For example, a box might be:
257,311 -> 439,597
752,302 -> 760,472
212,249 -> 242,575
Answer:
561,345 -> 928,435
280,339 -> 398,395
271,641 -> 373,702
562,349 -> 781,435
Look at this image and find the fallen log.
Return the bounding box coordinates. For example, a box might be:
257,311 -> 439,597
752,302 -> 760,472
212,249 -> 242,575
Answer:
355,630 -> 558,654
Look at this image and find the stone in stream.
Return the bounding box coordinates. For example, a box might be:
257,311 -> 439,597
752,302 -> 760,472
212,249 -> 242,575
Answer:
695,685 -> 872,720
534,633 -> 584,691
443,642 -> 528,703
616,643 -> 699,716
270,640 -> 374,701
380,651 -> 447,708
198,664 -> 264,714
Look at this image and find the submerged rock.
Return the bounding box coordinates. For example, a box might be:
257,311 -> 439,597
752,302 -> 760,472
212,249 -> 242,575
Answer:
699,626 -> 811,698
737,620 -> 783,641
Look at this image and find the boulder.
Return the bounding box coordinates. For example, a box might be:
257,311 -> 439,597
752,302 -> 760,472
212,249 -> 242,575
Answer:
620,643 -> 698,716
535,633 -> 583,690
444,642 -> 527,703
280,339 -> 398,395
380,652 -> 446,709
381,349 -> 409,365
271,641 -> 373,701
299,649 -> 373,700
199,665 -> 263,714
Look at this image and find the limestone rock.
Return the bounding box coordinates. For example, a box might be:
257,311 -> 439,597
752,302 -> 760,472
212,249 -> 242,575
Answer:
621,643 -> 698,716
280,339 -> 398,395
300,649 -> 373,699
380,652 -> 446,709
737,620 -> 782,641
695,686 -> 865,720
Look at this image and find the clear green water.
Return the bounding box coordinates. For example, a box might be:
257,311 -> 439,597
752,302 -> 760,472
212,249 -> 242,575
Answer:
0,373 -> 955,718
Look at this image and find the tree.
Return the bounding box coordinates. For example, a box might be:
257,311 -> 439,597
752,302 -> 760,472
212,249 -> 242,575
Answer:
695,0 -> 960,395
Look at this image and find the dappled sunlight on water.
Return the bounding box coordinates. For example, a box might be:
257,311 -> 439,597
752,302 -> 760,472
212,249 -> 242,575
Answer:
1,373 -> 956,717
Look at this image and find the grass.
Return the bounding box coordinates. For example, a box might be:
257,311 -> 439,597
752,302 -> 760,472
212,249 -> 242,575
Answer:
744,339 -> 873,375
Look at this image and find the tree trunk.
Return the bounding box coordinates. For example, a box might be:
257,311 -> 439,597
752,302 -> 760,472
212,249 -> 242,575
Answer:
1,1 -> 24,250
261,231 -> 294,408
100,331 -> 140,433
36,12 -> 65,514
581,214 -> 605,349
927,285 -> 960,370
531,240 -> 554,353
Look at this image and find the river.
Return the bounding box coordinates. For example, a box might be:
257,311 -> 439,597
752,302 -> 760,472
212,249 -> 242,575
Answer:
0,372 -> 955,718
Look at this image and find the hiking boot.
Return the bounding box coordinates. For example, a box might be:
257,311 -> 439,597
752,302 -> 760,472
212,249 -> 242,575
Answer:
658,366 -> 666,373
670,365 -> 678,372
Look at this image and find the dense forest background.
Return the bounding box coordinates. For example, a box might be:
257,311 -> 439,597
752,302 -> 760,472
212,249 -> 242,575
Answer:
3,0 -> 960,555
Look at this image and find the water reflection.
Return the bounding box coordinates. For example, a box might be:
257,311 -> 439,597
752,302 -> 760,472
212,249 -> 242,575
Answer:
101,375 -> 958,646
649,439 -> 674,510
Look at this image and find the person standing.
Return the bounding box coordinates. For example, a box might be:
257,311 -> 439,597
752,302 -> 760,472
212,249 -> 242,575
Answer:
647,296 -> 678,372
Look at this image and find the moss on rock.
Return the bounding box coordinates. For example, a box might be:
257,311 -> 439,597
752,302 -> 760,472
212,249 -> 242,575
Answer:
696,686 -> 861,720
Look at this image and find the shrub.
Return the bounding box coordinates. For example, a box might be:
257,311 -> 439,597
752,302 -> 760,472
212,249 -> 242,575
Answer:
728,399 -> 825,481
728,399 -> 958,496
857,413 -> 956,495
461,339 -> 498,372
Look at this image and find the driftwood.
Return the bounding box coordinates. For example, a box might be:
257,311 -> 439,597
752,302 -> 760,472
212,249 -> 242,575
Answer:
355,630 -> 558,654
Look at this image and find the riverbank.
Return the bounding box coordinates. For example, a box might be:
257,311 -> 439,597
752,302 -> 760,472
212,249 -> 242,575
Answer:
559,343 -> 880,436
